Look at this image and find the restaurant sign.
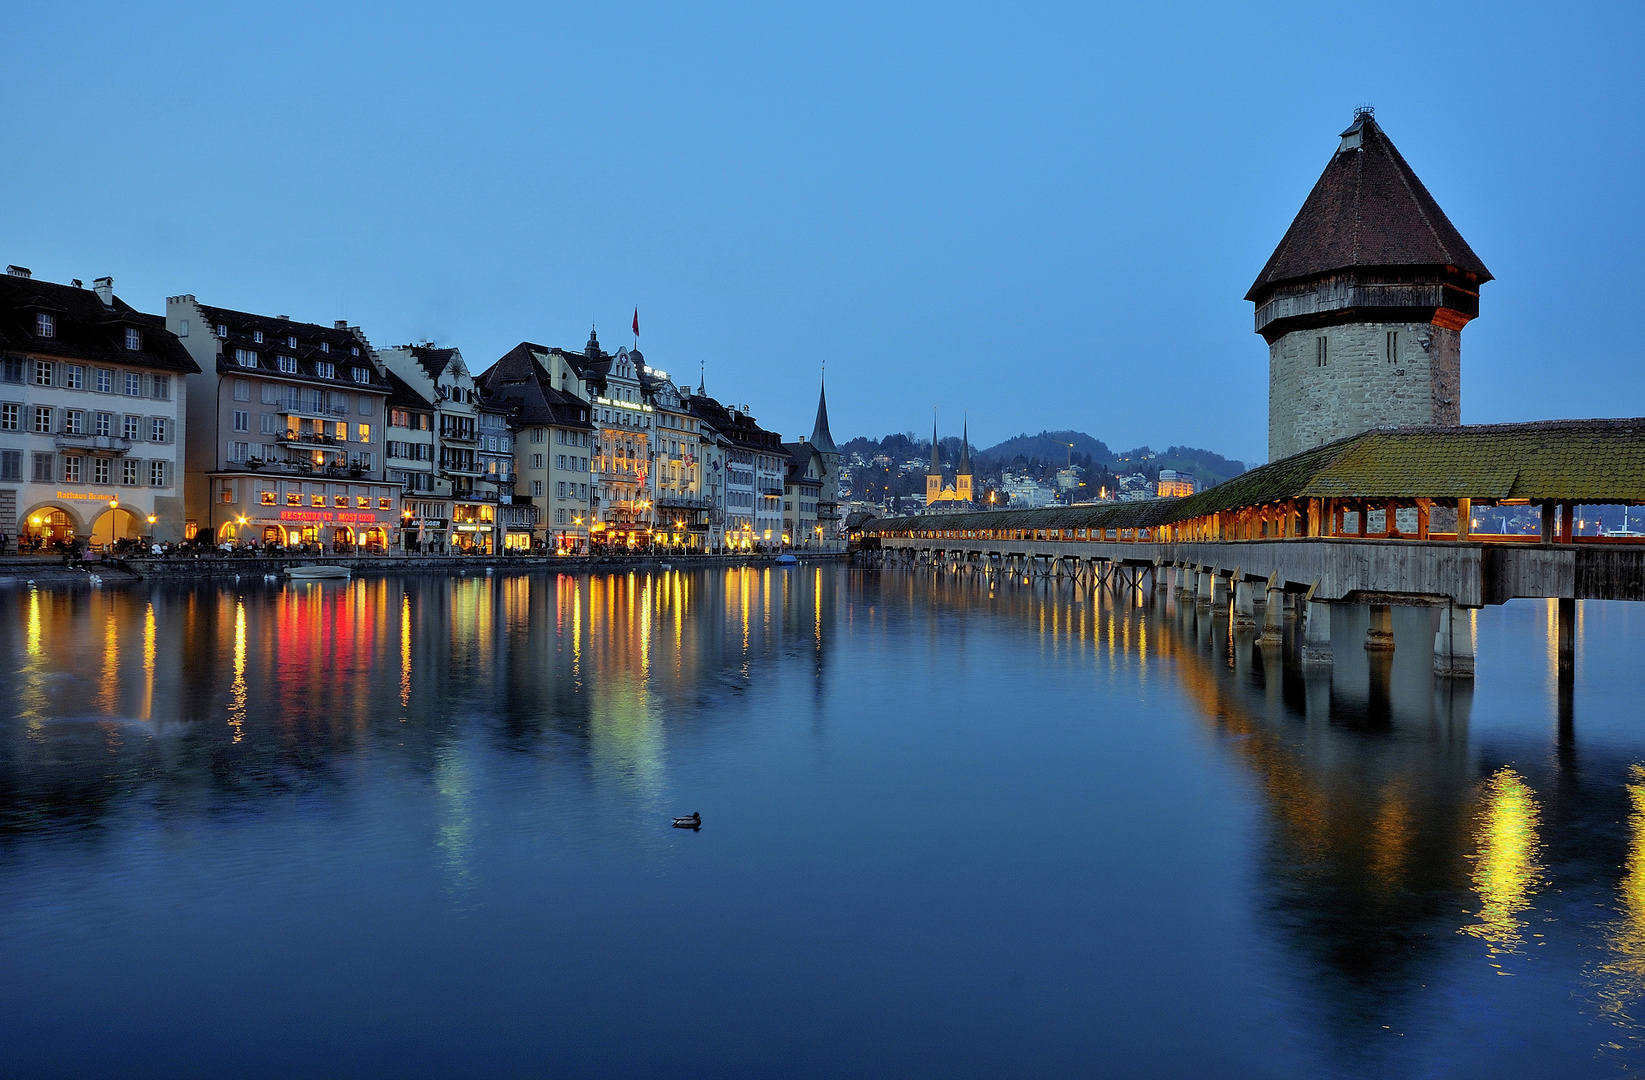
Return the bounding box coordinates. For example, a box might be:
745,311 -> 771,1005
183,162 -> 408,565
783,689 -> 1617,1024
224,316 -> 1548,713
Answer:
278,510 -> 381,523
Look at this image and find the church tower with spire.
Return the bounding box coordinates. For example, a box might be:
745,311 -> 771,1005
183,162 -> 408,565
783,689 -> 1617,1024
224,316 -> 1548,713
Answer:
955,416 -> 973,503
925,416 -> 943,505
808,376 -> 841,537
1251,109 -> 1492,461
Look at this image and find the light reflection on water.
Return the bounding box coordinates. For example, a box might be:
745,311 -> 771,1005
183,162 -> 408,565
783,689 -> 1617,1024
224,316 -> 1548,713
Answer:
1,567 -> 1645,1077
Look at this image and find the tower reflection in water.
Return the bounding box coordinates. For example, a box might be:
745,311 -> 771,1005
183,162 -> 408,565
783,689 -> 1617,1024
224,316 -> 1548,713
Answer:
902,564 -> 1645,1052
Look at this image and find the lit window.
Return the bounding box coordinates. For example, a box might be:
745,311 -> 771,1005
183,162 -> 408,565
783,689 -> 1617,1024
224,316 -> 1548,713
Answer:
311,494 -> 325,506
35,313 -> 54,338
357,496 -> 370,508
125,327 -> 141,350
261,491 -> 277,505
334,495 -> 347,508
286,492 -> 300,505
357,424 -> 370,442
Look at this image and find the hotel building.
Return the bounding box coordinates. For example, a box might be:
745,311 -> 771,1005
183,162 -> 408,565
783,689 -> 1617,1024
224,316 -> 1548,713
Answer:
167,296 -> 400,548
0,268 -> 197,547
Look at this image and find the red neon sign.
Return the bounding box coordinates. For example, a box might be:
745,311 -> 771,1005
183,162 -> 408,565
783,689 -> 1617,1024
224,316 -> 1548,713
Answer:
278,511 -> 381,523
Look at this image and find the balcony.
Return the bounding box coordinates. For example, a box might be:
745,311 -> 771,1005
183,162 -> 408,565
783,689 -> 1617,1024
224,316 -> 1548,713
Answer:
277,403 -> 352,418
758,481 -> 785,496
441,463 -> 485,477
54,433 -> 133,454
656,492 -> 713,509
278,430 -> 347,449
439,427 -> 478,444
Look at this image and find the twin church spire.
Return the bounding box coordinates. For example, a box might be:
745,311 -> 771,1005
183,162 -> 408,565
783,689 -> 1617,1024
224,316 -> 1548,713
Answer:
925,413 -> 974,509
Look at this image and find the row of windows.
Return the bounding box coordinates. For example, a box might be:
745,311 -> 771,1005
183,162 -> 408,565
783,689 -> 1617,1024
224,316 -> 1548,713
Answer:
389,409 -> 433,430
233,347 -> 371,382
31,314 -> 146,353
386,440 -> 434,461
226,441 -> 372,469
554,482 -> 589,500
236,380 -> 375,418
0,403 -> 169,441
0,450 -> 170,487
255,491 -> 396,510
1,356 -> 171,399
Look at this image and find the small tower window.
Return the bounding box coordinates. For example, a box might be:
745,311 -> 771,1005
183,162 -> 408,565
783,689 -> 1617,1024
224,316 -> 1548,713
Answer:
1315,336 -> 1328,367
1386,331 -> 1398,362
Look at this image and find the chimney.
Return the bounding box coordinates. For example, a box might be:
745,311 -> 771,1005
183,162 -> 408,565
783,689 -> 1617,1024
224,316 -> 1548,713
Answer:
93,276 -> 114,307
335,321 -> 348,330
6,265 -> 31,278
277,314 -> 288,321
71,279 -> 83,288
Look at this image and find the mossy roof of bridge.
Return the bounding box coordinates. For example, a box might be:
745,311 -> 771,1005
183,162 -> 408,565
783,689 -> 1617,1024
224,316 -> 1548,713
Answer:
863,419 -> 1645,535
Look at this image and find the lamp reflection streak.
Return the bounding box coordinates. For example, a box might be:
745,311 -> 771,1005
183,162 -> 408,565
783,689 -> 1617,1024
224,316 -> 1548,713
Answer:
1595,765 -> 1645,1022
1461,766 -> 1544,966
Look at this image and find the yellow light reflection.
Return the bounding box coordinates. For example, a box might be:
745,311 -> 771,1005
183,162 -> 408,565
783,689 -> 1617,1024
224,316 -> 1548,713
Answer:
228,600 -> 246,743
400,591 -> 412,712
1595,765 -> 1645,1021
1461,766 -> 1544,965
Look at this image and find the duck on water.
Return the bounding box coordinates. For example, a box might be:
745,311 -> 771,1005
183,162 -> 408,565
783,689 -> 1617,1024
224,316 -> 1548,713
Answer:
672,813 -> 701,830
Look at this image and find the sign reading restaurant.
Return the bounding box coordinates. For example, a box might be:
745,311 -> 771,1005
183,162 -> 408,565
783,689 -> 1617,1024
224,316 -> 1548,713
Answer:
278,510 -> 383,524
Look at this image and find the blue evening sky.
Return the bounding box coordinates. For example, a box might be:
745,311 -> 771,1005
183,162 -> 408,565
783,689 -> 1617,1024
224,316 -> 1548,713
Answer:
4,2 -> 1641,464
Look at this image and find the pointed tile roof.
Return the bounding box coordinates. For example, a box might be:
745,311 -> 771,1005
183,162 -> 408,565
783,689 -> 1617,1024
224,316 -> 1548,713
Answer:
810,378 -> 837,454
930,416 -> 940,475
1246,111 -> 1492,302
958,416 -> 972,475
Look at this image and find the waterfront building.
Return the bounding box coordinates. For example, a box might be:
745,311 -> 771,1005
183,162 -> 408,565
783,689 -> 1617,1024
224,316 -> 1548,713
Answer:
167,296 -> 398,548
1254,108 -> 1491,461
383,370 -> 438,550
0,269 -> 197,548
686,390 -> 784,548
378,345 -> 522,554
478,344 -> 595,551
641,367 -> 713,550
924,416 -> 976,511
781,441 -> 825,548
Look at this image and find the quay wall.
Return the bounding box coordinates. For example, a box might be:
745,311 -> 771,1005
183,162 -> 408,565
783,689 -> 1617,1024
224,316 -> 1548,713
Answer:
119,552 -> 848,580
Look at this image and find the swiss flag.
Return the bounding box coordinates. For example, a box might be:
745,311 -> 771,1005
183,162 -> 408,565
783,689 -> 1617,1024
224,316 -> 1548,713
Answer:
632,309 -> 640,337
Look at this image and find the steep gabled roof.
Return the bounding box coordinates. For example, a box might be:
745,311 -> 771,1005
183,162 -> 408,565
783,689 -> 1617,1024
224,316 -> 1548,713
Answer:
0,274 -> 198,374
477,343 -> 592,429
1247,112 -> 1492,301
384,368 -> 433,411
810,379 -> 837,454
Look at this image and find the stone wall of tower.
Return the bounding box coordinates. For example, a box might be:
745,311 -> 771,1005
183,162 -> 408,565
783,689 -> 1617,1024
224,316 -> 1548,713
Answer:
1268,320 -> 1461,461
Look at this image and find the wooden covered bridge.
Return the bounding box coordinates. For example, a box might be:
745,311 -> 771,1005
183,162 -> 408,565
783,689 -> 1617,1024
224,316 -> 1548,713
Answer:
859,419 -> 1645,677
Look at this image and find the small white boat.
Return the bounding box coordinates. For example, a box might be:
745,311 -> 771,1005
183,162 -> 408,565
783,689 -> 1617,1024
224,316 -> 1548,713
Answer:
285,564 -> 351,580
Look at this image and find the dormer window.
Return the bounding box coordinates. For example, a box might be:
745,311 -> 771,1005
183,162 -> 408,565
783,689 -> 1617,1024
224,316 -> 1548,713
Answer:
216,324 -> 228,337
277,356 -> 297,374
253,330 -> 264,344
287,336 -> 298,348
124,327 -> 141,351
317,362 -> 335,380
351,367 -> 369,384
320,341 -> 330,354
35,313 -> 54,338
350,346 -> 359,356
234,348 -> 258,368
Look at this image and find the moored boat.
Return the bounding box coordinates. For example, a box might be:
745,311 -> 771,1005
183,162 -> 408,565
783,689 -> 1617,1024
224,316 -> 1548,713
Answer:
285,564 -> 351,580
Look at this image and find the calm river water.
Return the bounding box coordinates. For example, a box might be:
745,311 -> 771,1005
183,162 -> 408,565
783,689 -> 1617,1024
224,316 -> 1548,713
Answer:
2,566 -> 1644,1077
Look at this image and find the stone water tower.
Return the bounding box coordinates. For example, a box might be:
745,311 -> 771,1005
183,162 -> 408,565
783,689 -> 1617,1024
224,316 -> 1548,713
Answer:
1250,108 -> 1492,462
